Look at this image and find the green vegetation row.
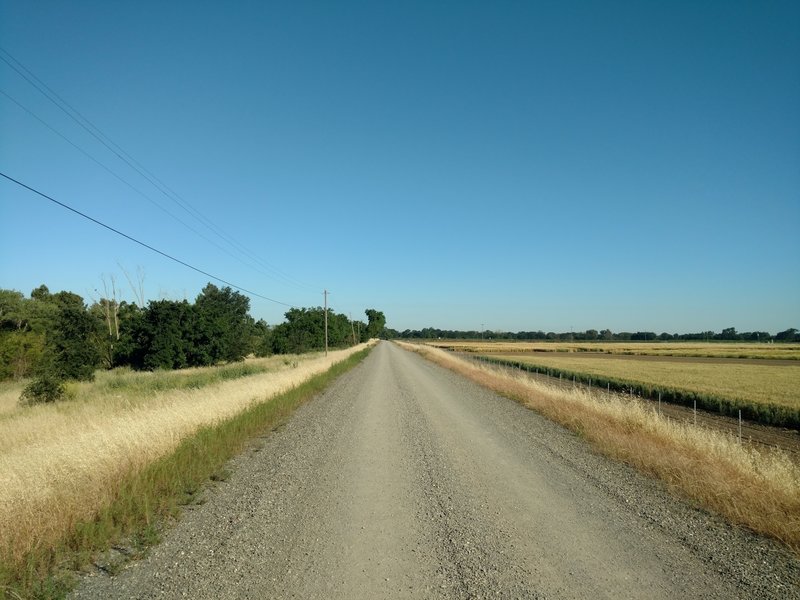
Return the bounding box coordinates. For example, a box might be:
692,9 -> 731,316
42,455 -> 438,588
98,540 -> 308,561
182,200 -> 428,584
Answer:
1,282 -> 388,402
0,346 -> 372,600
400,326 -> 799,342
477,355 -> 800,430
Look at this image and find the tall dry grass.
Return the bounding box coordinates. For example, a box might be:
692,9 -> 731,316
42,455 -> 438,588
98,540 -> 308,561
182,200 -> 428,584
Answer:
399,342 -> 800,553
0,380 -> 27,419
0,345 -> 369,570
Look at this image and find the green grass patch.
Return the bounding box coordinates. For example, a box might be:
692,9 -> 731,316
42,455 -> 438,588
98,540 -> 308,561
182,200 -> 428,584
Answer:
0,347 -> 371,600
96,360 -> 280,395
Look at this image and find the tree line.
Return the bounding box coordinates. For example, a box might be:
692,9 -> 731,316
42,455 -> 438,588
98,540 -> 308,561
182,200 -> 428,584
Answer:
0,283 -> 387,400
398,327 -> 799,342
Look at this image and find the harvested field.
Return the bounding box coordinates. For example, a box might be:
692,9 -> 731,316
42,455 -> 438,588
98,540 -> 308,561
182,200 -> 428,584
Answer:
422,341 -> 800,429
474,356 -> 800,456
491,353 -> 799,411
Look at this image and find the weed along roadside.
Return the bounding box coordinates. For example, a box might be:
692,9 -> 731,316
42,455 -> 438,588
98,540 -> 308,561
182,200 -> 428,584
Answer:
0,344 -> 374,600
397,342 -> 800,557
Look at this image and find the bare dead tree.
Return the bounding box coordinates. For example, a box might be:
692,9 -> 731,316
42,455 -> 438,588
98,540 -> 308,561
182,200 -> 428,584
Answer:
89,274 -> 123,369
100,275 -> 120,341
119,263 -> 146,306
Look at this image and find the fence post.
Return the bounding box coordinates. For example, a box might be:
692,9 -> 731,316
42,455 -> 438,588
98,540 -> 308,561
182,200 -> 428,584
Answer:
739,410 -> 742,445
694,400 -> 697,426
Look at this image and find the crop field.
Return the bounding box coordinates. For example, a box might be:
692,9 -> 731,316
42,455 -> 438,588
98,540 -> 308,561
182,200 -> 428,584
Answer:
494,354 -> 798,409
428,340 -> 800,361
423,341 -> 800,428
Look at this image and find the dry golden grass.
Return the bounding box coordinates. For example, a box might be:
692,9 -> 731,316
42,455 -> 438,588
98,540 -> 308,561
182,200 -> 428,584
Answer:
399,342 -> 800,553
0,355 -> 290,420
0,380 -> 24,419
0,345 -> 370,567
430,340 -> 800,360
492,353 -> 800,410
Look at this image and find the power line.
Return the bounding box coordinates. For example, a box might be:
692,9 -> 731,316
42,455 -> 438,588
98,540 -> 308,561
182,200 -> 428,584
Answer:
0,47 -> 318,292
0,87 -> 306,287
0,171 -> 297,308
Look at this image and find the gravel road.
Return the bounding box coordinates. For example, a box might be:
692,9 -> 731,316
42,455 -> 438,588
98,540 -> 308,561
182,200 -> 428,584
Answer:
71,342 -> 799,599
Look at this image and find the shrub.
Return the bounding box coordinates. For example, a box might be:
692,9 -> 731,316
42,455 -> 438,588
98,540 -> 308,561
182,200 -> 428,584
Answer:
20,375 -> 66,405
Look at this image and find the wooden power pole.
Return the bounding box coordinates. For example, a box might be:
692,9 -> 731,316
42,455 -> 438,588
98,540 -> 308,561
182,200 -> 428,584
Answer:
324,289 -> 328,356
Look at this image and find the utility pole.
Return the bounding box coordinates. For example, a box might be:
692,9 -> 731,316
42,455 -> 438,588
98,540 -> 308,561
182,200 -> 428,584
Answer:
350,313 -> 357,346
323,289 -> 329,356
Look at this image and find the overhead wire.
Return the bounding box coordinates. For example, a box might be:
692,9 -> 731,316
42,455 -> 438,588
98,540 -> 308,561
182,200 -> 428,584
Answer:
0,47 -> 318,292
0,48 -> 310,290
0,89 -> 240,254
0,88 -> 314,293
0,171 -> 297,308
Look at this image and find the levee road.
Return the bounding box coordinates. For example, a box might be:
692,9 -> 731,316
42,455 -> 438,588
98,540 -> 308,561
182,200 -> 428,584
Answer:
71,342 -> 799,599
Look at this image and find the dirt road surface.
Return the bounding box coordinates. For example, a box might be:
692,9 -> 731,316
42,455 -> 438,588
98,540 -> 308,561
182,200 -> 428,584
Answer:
71,342 -> 799,599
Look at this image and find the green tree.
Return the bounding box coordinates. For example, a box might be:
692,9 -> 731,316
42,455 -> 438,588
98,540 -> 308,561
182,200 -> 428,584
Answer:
18,289 -> 102,400
271,308 -> 325,354
775,328 -> 798,342
113,301 -> 145,367
0,290 -> 35,379
194,284 -> 251,363
251,319 -> 273,357
45,298 -> 102,381
270,307 -> 361,354
134,300 -> 194,370
0,289 -> 26,331
364,309 -> 386,340
0,330 -> 45,380
0,287 -> 62,380
30,284 -> 51,302
326,311 -> 356,347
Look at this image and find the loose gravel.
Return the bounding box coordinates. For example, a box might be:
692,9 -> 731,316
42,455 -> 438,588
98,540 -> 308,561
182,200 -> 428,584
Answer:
71,342 -> 799,599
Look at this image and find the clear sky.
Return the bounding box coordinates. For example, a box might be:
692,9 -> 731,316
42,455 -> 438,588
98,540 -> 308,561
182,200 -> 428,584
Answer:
1,1 -> 798,334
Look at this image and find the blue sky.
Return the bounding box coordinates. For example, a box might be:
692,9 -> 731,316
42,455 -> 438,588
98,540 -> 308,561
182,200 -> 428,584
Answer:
1,1 -> 798,333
